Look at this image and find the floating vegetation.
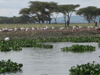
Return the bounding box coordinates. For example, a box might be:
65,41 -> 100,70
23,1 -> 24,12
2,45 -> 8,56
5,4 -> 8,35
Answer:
69,61 -> 100,75
1,30 -> 100,51
0,59 -> 23,73
0,39 -> 53,51
0,44 -> 11,51
61,44 -> 95,52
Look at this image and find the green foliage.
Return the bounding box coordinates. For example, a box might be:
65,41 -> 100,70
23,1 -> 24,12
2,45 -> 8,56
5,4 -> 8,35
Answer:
61,44 -> 95,52
69,61 -> 100,75
0,59 -> 23,73
0,44 -> 11,51
0,39 -> 53,51
58,4 -> 80,23
76,6 -> 98,23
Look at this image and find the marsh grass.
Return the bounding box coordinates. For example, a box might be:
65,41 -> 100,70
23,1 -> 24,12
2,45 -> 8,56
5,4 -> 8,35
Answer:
0,28 -> 100,40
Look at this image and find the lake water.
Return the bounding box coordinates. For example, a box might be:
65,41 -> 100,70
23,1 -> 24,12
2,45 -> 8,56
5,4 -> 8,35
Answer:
0,42 -> 100,75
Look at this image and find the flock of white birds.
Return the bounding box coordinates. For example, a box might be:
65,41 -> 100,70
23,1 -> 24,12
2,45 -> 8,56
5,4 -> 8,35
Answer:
2,25 -> 100,42
0,25 -> 100,33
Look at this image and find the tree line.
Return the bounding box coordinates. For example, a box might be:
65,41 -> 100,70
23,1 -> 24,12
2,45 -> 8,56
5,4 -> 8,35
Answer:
0,1 -> 100,24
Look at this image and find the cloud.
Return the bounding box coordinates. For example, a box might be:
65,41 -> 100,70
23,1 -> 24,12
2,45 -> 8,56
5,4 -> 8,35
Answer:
0,0 -> 100,17
0,0 -> 29,8
0,8 -> 20,17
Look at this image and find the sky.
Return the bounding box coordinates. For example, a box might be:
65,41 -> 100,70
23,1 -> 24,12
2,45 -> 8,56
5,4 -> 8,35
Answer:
0,0 -> 100,17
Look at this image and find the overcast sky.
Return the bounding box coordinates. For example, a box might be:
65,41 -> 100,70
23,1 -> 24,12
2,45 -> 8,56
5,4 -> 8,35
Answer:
0,0 -> 100,17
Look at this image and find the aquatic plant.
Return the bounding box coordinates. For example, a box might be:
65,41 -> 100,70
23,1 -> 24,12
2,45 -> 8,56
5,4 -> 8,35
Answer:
1,29 -> 100,51
61,44 -> 95,52
0,59 -> 23,73
0,39 -> 53,51
69,61 -> 100,75
0,43 -> 11,51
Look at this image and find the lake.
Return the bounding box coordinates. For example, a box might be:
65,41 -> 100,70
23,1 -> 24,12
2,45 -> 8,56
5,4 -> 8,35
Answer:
0,42 -> 100,75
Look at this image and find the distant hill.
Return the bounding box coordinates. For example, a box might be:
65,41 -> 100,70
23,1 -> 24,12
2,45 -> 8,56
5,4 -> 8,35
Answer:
51,16 -> 88,23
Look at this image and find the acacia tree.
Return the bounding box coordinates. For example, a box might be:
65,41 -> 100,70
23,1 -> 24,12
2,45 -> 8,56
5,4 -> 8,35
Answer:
59,4 -> 80,24
19,8 -> 30,16
42,2 -> 57,24
76,6 -> 97,23
19,8 -> 34,23
28,1 -> 57,24
95,8 -> 100,23
48,3 -> 59,24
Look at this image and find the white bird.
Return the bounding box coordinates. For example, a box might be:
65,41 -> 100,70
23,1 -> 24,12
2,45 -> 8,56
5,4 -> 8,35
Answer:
87,26 -> 91,30
52,27 -> 55,29
25,27 -> 30,31
2,27 -> 9,32
90,26 -> 94,28
60,27 -> 64,30
37,26 -> 39,30
32,27 -> 35,30
79,26 -> 82,29
9,29 -> 13,32
0,29 -> 2,32
4,27 -> 8,30
40,28 -> 43,30
44,28 -> 46,30
46,26 -> 49,29
3,37 -> 10,42
79,26 -> 82,31
20,27 -> 25,30
72,26 -> 76,32
95,27 -> 99,30
14,27 -> 18,31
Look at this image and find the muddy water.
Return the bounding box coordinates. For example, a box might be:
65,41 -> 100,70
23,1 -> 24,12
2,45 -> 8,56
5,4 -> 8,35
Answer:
0,42 -> 100,75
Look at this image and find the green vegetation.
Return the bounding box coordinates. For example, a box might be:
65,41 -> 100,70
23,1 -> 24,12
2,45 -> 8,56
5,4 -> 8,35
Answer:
0,59 -> 23,73
77,6 -> 100,23
69,61 -> 100,75
61,44 -> 95,52
0,23 -> 97,29
0,39 -> 53,51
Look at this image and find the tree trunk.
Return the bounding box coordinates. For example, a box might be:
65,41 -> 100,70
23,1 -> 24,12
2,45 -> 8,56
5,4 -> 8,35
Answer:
48,15 -> 51,24
99,17 -> 100,23
88,20 -> 90,23
42,18 -> 44,23
54,18 -> 57,24
64,15 -> 66,27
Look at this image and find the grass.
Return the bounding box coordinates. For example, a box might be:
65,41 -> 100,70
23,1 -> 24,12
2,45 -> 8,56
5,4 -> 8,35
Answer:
0,27 -> 100,40
0,23 -> 99,29
0,23 -> 100,42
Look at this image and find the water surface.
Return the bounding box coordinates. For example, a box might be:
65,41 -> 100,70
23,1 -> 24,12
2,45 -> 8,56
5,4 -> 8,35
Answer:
0,42 -> 100,75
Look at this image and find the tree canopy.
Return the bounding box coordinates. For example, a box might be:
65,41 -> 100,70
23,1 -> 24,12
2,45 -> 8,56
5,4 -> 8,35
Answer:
1,1 -> 100,24
76,6 -> 98,23
59,4 -> 80,23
